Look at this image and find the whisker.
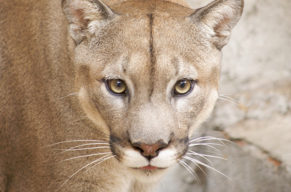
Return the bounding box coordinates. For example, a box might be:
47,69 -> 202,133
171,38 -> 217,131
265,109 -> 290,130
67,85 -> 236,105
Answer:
189,136 -> 219,142
188,159 -> 208,176
57,154 -> 113,191
189,139 -> 229,145
186,151 -> 213,165
59,146 -> 110,153
178,160 -> 199,182
189,136 -> 211,142
183,156 -> 230,180
59,92 -> 79,100
189,143 -> 222,151
55,142 -> 110,152
187,150 -> 227,161
46,140 -> 108,147
219,95 -> 237,102
83,155 -> 115,174
60,152 -> 111,162
68,143 -> 110,148
218,94 -> 239,105
189,142 -> 224,147
218,97 -> 238,105
189,136 -> 229,144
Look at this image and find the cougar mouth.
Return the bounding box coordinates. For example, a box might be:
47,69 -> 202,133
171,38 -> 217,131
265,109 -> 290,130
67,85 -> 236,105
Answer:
133,165 -> 167,171
109,134 -> 189,171
140,165 -> 159,170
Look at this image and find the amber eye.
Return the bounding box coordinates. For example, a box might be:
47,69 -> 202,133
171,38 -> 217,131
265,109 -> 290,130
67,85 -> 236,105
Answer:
173,79 -> 194,96
106,79 -> 127,95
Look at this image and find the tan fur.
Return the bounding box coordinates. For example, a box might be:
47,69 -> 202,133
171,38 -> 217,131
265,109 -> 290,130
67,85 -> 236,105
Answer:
0,0 -> 243,191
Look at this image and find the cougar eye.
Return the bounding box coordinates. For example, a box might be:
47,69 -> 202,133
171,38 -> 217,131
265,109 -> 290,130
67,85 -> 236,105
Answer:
173,79 -> 195,96
106,79 -> 127,95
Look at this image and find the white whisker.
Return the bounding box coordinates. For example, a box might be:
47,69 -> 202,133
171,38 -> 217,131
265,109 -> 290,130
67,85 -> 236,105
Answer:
186,151 -> 213,165
68,143 -> 110,149
83,155 -> 115,174
59,146 -> 110,153
189,143 -> 222,151
60,152 -> 111,162
57,154 -> 113,191
183,156 -> 230,180
189,139 -> 228,145
218,94 -> 239,105
189,142 -> 224,147
188,159 -> 208,176
178,160 -> 199,181
218,97 -> 239,105
187,150 -> 227,161
59,92 -> 78,100
46,140 -> 108,147
190,136 -> 229,144
56,142 -> 110,152
219,95 -> 237,102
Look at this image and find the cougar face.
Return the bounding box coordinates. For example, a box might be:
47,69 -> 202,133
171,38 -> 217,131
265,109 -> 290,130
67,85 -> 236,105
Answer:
63,0 -> 243,181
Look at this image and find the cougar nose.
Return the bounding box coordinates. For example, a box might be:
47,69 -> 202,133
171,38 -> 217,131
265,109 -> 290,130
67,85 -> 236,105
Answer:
131,141 -> 168,160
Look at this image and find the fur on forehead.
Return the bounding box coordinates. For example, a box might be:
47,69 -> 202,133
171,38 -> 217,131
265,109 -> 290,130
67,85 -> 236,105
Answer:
63,0 -> 243,49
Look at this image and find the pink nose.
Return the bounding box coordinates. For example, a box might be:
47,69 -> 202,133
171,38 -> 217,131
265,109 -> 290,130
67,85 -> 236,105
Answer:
131,142 -> 168,160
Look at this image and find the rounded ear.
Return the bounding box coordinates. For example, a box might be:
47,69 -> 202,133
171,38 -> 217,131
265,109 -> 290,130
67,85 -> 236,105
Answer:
62,0 -> 117,44
190,0 -> 244,49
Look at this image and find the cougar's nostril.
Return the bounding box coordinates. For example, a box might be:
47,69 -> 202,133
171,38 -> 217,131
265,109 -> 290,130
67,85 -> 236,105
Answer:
131,141 -> 168,160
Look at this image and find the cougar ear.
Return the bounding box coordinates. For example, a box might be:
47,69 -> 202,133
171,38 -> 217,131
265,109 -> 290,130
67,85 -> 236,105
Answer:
190,0 -> 244,49
62,0 -> 116,44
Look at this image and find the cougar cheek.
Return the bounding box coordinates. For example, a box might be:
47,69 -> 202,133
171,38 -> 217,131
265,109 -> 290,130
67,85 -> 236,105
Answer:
150,149 -> 177,168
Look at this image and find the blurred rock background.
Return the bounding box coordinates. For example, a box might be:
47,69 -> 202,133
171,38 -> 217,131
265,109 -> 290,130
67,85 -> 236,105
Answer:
156,0 -> 291,191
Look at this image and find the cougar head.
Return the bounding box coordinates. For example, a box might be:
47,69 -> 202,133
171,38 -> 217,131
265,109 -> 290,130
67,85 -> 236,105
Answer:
62,0 -> 243,181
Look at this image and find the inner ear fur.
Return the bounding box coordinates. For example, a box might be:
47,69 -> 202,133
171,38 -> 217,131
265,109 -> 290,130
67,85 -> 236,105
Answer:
62,0 -> 116,44
190,0 -> 244,49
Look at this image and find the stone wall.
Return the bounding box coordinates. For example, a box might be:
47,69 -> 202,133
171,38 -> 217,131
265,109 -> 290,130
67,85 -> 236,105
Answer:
156,0 -> 291,191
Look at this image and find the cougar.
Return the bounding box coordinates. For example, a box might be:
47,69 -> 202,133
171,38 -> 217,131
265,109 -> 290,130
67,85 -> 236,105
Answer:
0,0 -> 243,191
